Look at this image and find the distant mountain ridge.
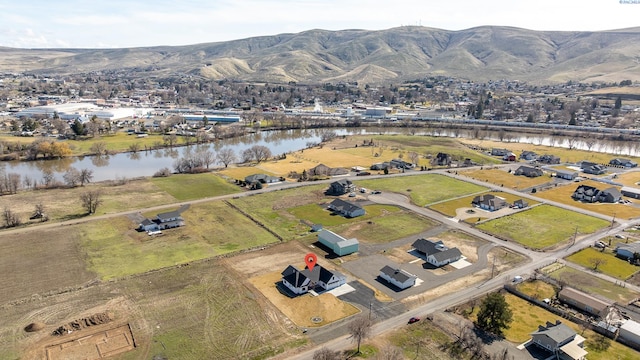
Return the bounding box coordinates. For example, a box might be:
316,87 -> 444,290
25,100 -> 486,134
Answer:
2,26 -> 640,84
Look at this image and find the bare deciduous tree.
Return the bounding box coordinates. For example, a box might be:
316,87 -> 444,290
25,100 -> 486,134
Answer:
249,145 -> 272,163
216,148 -> 237,168
63,167 -> 81,187
589,257 -> 607,271
80,190 -> 103,214
79,168 -> 94,186
347,315 -> 371,354
89,141 -> 107,155
3,207 -> 22,228
312,347 -> 341,360
376,344 -> 403,360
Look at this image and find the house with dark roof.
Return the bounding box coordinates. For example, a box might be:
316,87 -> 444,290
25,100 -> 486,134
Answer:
513,199 -> 529,209
378,265 -> 417,290
390,158 -> 414,169
471,194 -> 508,211
326,179 -> 355,195
503,153 -> 516,162
411,238 -> 462,267
538,154 -> 561,164
309,163 -> 349,177
572,185 -> 621,203
138,205 -> 189,232
610,158 -> 637,168
317,229 -> 359,256
616,241 -> 640,260
370,162 -> 390,171
327,199 -> 365,218
519,151 -> 538,161
434,152 -> 452,166
281,264 -> 346,295
491,148 -> 510,156
580,161 -> 606,175
558,287 -> 611,318
244,173 -> 281,185
514,165 -> 543,177
530,320 -> 587,360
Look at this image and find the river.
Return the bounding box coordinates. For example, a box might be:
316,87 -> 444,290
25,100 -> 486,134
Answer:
1,127 -> 638,183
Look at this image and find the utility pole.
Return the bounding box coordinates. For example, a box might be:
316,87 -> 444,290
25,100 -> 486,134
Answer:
611,212 -> 616,228
572,225 -> 578,247
369,302 -> 372,320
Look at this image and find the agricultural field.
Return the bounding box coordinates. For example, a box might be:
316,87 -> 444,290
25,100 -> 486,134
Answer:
535,179 -> 640,220
357,173 -> 488,206
429,191 -> 539,219
543,265 -> 639,304
460,167 -> 553,190
475,204 -> 610,250
565,247 -> 639,279
0,260 -> 297,360
149,172 -> 240,201
81,201 -> 280,279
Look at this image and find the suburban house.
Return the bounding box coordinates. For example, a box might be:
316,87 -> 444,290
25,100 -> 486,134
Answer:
558,287 -> 611,318
370,162 -> 390,170
308,163 -> 349,177
554,169 -> 579,180
390,158 -> 414,169
530,320 -> 587,360
572,185 -> 621,203
326,179 -> 355,195
433,152 -> 452,166
138,205 -> 189,232
491,148 -> 510,156
411,238 -> 462,267
616,242 -> 640,260
580,161 -> 607,175
619,320 -> 640,347
621,186 -> 640,199
245,173 -> 281,186
538,154 -> 561,164
327,199 -> 365,218
471,194 -> 508,211
317,229 -> 359,256
514,165 -> 544,177
519,151 -> 538,161
610,158 -> 638,168
378,265 -> 417,290
281,264 -> 346,295
513,199 -> 529,209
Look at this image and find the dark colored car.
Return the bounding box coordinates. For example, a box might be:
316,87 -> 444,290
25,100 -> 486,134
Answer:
408,317 -> 420,324
371,190 -> 382,194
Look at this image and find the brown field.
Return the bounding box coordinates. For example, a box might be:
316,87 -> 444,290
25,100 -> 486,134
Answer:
45,324 -> 135,360
535,179 -> 640,219
460,167 -> 552,190
613,171 -> 640,187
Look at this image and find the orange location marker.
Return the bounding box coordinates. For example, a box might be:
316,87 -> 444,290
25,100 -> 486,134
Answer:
305,253 -> 318,271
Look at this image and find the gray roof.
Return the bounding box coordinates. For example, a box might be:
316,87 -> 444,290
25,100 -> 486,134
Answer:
380,265 -> 415,283
411,238 -> 442,255
157,210 -> 183,220
329,198 -> 363,213
430,247 -> 462,263
617,241 -> 640,254
531,321 -> 576,344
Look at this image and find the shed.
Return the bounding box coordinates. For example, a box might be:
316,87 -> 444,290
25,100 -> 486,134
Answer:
619,320 -> 640,347
621,186 -> 640,199
558,287 -> 611,318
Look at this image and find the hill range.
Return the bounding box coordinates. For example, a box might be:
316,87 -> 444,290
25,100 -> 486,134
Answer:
1,25 -> 640,84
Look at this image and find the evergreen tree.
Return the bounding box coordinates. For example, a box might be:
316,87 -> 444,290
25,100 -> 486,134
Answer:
476,292 -> 513,336
615,96 -> 622,110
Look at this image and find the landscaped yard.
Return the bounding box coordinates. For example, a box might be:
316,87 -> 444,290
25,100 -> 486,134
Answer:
461,168 -> 552,190
535,179 -> 640,219
150,172 -> 240,201
545,265 -> 640,304
357,173 -> 488,206
81,201 -> 280,279
429,191 -> 539,218
475,204 -> 610,250
566,247 -> 639,279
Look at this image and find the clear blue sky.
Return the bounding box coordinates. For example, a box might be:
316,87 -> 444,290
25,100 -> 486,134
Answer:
0,0 -> 638,48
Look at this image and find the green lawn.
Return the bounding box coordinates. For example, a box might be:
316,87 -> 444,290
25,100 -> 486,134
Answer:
475,205 -> 610,250
150,172 -> 240,201
547,266 -> 639,304
357,173 -> 488,206
516,280 -> 557,300
81,202 -> 279,279
331,211 -> 438,244
566,247 -> 639,279
66,132 -> 166,155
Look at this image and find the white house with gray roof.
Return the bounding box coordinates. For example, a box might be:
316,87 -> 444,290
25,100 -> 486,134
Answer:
530,320 -> 587,360
378,265 -> 417,290
138,204 -> 189,232
411,238 -> 462,267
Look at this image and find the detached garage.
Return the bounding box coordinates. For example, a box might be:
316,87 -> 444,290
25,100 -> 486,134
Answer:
318,229 -> 359,256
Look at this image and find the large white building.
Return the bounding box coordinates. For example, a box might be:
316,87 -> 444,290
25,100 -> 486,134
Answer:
16,103 -> 153,121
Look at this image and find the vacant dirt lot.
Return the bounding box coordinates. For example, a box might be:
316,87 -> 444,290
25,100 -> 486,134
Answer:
45,323 -> 135,360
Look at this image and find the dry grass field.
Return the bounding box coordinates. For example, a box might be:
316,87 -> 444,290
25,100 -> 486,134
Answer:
535,179 -> 640,219
460,167 -> 553,190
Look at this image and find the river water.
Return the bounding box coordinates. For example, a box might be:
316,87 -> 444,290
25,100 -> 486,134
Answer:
1,127 -> 637,183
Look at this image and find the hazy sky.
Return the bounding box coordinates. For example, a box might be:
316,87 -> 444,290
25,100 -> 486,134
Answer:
1,0 -> 638,49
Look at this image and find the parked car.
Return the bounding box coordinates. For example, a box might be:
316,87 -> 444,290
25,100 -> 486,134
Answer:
408,317 -> 420,324
371,190 -> 382,194
616,234 -> 626,239
356,171 -> 371,176
348,192 -> 356,197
